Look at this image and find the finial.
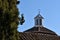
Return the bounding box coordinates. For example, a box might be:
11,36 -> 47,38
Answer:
38,9 -> 40,14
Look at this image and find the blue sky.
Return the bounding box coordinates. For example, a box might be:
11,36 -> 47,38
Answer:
17,0 -> 60,35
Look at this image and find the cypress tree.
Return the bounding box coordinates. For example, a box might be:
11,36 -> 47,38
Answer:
0,0 -> 24,40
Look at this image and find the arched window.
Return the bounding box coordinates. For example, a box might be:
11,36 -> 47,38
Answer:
39,19 -> 42,25
36,19 -> 38,25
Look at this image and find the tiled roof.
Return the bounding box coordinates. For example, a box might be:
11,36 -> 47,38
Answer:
19,26 -> 60,40
24,26 -> 57,35
19,32 -> 59,40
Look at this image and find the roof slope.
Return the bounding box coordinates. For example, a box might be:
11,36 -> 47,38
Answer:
19,32 -> 59,40
24,26 -> 57,35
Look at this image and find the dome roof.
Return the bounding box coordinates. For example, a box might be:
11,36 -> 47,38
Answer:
24,26 -> 57,35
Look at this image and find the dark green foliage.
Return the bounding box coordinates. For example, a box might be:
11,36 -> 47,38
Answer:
20,14 -> 25,25
0,0 -> 24,40
17,1 -> 20,4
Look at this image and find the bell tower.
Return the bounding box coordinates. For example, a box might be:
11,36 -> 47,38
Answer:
34,10 -> 44,26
